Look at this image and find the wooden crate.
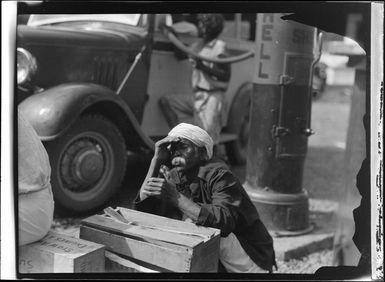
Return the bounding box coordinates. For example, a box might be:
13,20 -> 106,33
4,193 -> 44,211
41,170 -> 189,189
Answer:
79,207 -> 220,272
18,231 -> 105,273
105,250 -> 159,273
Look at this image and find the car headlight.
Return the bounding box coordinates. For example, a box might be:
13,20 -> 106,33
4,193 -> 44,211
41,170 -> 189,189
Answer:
17,48 -> 37,85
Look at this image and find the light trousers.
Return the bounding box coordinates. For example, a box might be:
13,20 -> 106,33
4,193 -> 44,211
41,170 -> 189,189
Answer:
220,232 -> 269,273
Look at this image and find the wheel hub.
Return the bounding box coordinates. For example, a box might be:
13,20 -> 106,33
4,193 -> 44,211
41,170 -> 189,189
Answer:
72,148 -> 104,186
60,138 -> 106,192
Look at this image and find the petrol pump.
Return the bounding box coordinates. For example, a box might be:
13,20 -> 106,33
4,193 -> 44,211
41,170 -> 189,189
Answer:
244,14 -> 320,235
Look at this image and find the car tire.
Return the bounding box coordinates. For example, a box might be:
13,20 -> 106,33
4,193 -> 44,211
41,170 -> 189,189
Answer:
45,114 -> 127,216
225,84 -> 252,165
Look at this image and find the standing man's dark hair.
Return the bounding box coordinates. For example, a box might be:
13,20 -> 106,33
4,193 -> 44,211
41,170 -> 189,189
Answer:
197,13 -> 225,41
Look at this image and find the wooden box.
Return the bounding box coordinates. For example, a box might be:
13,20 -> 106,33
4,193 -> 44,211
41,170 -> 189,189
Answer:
105,250 -> 159,273
18,231 -> 105,273
79,207 -> 220,272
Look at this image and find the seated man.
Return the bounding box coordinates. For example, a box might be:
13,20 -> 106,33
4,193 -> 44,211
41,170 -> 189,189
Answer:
135,123 -> 276,273
18,109 -> 54,245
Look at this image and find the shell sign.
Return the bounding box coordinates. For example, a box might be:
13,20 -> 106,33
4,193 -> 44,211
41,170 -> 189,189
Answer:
253,13 -> 318,85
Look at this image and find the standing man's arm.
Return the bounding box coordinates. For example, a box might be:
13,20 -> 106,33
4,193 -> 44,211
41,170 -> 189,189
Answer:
192,41 -> 231,82
194,59 -> 230,81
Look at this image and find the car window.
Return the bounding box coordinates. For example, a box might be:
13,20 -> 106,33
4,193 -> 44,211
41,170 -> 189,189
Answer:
28,14 -> 141,26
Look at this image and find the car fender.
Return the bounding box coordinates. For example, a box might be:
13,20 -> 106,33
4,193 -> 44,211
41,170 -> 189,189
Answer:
19,82 -> 154,150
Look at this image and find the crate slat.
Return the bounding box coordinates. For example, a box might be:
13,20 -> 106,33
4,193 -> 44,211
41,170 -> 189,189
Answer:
118,207 -> 217,240
82,214 -> 201,247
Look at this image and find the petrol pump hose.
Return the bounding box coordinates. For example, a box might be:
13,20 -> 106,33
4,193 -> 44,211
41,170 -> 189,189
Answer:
165,29 -> 255,64
117,29 -> 254,95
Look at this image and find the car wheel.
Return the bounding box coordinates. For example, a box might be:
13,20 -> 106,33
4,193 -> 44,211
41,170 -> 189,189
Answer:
225,84 -> 252,165
45,114 -> 127,215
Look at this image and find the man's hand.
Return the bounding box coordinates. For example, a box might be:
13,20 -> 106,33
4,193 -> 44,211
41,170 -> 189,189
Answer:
140,176 -> 179,206
189,57 -> 197,68
189,57 -> 204,69
153,136 -> 180,163
160,24 -> 178,37
140,163 -> 201,221
189,57 -> 210,73
139,136 -> 180,201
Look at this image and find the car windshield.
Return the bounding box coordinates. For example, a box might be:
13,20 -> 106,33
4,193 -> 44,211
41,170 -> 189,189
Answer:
28,14 -> 141,26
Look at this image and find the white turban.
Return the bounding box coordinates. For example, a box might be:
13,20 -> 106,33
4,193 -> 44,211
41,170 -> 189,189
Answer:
168,123 -> 214,160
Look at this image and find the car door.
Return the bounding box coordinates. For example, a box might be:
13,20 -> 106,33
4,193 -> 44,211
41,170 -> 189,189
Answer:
141,14 -> 198,138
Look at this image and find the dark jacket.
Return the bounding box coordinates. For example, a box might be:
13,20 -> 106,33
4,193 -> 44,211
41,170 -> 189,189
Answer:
134,160 -> 276,272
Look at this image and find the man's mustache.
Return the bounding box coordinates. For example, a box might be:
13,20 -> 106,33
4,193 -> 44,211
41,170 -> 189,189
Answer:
171,157 -> 186,167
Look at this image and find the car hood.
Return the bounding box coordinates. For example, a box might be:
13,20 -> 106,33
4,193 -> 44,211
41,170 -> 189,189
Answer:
17,23 -> 147,51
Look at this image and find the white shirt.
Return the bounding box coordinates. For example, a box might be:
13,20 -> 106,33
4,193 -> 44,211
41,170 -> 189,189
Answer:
191,39 -> 229,91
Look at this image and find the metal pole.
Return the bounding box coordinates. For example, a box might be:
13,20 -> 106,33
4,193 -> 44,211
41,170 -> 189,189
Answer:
245,13 -> 318,236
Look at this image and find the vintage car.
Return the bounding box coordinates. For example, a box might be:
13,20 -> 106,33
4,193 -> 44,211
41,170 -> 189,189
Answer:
17,13 -> 255,214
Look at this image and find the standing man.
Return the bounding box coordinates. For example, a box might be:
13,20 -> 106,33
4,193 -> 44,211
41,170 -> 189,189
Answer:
159,14 -> 231,151
135,123 -> 276,273
18,109 -> 54,245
